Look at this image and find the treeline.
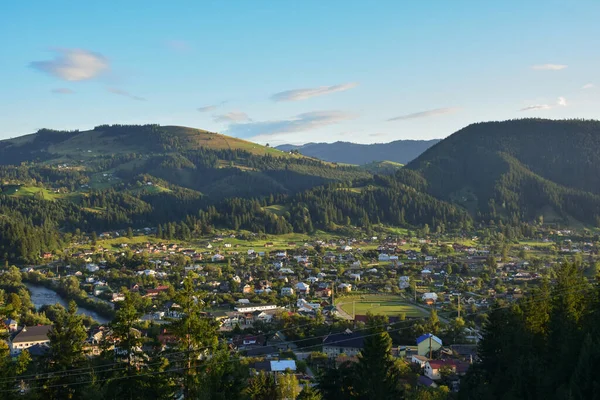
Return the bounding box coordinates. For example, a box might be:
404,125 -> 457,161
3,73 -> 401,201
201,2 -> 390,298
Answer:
460,261 -> 600,399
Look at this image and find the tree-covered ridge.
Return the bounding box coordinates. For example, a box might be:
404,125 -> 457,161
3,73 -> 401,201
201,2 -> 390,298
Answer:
405,119 -> 600,225
460,261 -> 600,399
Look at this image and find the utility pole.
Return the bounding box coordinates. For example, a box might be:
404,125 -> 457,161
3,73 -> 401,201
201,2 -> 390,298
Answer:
457,293 -> 461,319
429,335 -> 433,359
352,301 -> 355,320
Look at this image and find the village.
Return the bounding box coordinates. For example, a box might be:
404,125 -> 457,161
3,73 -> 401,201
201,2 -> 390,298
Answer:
2,227 -> 596,393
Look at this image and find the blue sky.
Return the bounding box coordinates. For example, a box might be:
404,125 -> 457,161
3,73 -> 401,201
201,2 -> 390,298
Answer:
1,0 -> 599,145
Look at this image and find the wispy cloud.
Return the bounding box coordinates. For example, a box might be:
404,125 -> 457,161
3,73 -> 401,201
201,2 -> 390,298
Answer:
271,82 -> 358,102
31,48 -> 109,81
388,107 -> 460,121
107,87 -> 146,101
582,83 -> 595,89
369,133 -> 387,137
531,64 -> 568,71
226,111 -> 355,138
519,97 -> 567,112
519,104 -> 552,112
51,88 -> 74,94
197,105 -> 218,113
165,40 -> 191,52
213,112 -> 252,123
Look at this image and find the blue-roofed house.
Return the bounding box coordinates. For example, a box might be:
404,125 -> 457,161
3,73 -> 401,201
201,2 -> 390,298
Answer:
417,333 -> 443,356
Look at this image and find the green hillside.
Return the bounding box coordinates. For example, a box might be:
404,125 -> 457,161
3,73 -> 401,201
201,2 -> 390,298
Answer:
404,119 -> 600,225
359,160 -> 404,174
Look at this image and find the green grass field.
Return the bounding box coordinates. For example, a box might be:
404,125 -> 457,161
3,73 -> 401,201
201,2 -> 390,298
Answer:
336,295 -> 428,318
5,185 -> 79,201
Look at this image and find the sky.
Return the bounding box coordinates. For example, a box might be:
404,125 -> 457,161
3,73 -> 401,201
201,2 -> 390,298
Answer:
1,0 -> 600,145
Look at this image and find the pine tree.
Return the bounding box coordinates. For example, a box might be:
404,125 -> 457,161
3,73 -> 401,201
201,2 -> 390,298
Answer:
45,301 -> 89,399
353,320 -> 403,399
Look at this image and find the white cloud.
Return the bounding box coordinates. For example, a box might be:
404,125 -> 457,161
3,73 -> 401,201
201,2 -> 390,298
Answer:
519,104 -> 552,112
388,107 -> 460,121
519,97 -> 567,112
51,88 -> 74,94
107,87 -> 146,101
226,111 -> 355,138
31,49 -> 109,81
271,82 -> 358,102
582,83 -> 595,89
213,112 -> 252,123
531,64 -> 568,71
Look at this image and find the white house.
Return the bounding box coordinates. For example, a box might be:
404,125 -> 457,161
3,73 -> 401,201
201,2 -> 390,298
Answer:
234,304 -> 278,313
10,326 -> 52,355
295,282 -> 310,295
306,276 -> 319,284
86,264 -> 99,272
211,254 -> 225,262
378,254 -> 391,262
338,283 -> 352,292
422,293 -> 438,302
281,287 -> 294,296
399,276 -> 410,289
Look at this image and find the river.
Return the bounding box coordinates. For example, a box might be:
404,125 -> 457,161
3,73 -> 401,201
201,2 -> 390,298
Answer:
25,283 -> 110,324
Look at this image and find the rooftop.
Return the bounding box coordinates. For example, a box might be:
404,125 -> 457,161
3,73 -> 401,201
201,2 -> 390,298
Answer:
12,325 -> 52,343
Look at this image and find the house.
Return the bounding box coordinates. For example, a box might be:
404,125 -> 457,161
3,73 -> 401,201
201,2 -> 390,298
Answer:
112,293 -> 125,302
3,319 -> 18,332
242,284 -> 254,294
10,325 -> 52,355
422,292 -> 438,304
316,288 -> 332,298
349,273 -> 361,281
211,254 -> 225,262
424,359 -> 468,380
411,354 -> 429,368
323,330 -> 365,358
295,282 -> 310,295
338,283 -> 352,293
280,287 -> 294,296
86,264 -> 100,272
378,254 -> 391,262
234,304 -> 278,313
399,276 -> 410,289
417,333 -> 443,357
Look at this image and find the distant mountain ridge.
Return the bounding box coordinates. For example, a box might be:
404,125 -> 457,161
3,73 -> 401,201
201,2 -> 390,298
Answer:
276,139 -> 440,165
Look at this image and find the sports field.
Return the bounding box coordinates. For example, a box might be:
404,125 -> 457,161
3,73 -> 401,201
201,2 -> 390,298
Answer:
336,295 -> 428,318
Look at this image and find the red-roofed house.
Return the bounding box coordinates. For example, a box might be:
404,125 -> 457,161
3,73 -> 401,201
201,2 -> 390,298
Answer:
424,359 -> 469,380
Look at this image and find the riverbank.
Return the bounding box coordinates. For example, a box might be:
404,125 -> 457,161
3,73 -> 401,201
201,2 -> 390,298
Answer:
22,275 -> 115,322
25,283 -> 111,324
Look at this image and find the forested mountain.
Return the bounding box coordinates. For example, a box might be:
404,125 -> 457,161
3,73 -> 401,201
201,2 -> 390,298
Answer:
276,139 -> 440,165
404,119 -> 600,226
0,124 -> 458,262
4,119 -> 600,262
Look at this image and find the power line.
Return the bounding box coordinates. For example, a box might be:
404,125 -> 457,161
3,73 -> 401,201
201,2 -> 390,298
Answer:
2,278 -> 595,391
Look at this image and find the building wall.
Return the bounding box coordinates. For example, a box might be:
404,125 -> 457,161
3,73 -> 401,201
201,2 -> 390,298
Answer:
417,339 -> 442,356
324,346 -> 361,358
11,339 -> 50,355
